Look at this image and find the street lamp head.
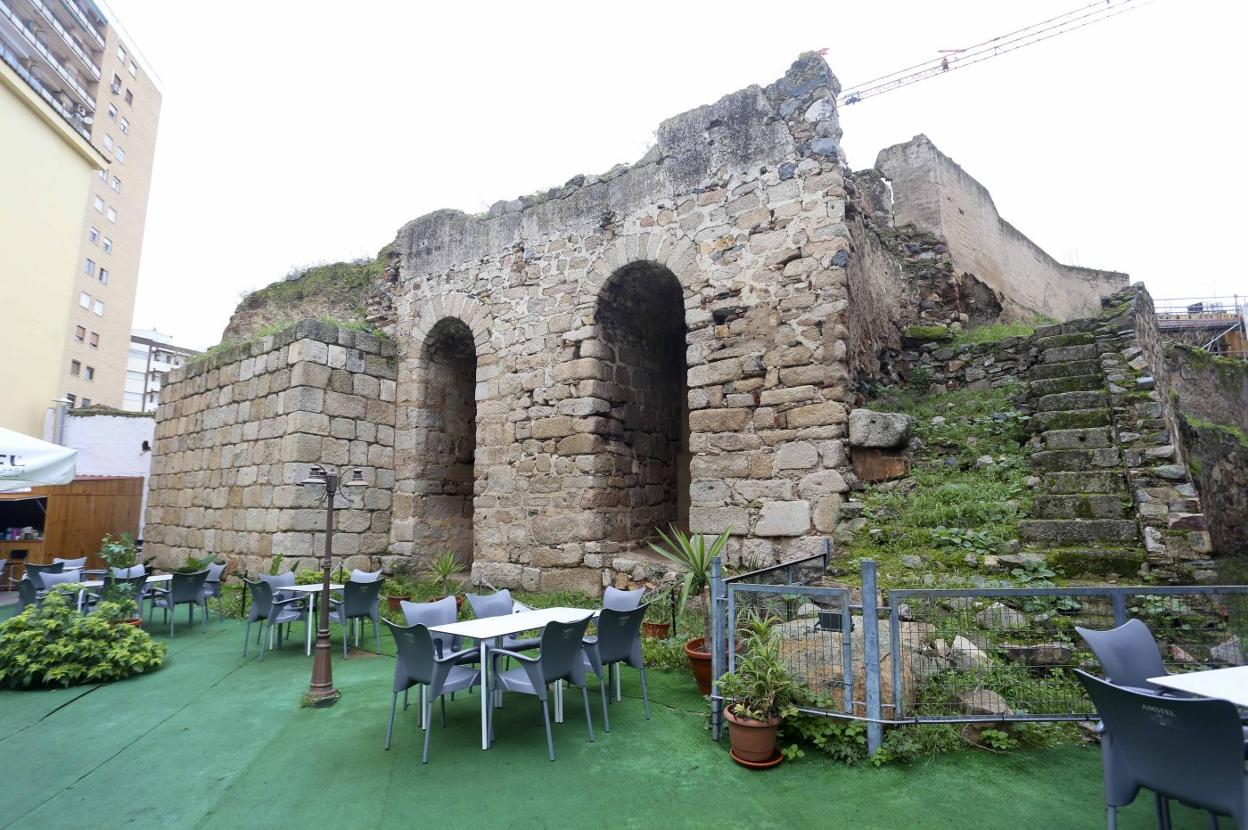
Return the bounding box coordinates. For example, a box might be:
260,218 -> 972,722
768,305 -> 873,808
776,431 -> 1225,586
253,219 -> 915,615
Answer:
344,468 -> 367,489
301,464 -> 328,487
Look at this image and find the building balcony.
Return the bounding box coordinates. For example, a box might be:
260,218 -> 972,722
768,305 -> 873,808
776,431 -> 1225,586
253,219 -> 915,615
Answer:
57,0 -> 102,50
12,0 -> 101,82
0,0 -> 96,113
0,28 -> 90,139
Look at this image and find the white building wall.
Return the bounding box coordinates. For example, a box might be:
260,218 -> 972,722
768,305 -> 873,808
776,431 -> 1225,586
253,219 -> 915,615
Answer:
60,412 -> 155,532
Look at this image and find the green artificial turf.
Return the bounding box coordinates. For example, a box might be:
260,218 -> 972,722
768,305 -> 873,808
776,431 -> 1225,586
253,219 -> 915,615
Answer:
0,611 -> 1217,829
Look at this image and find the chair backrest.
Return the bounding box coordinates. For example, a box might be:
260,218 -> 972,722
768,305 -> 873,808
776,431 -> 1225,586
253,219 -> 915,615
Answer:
384,620 -> 437,688
350,568 -> 382,582
1075,619 -> 1168,691
341,579 -> 384,616
25,562 -> 64,587
109,573 -> 147,601
595,605 -> 648,665
603,586 -> 645,612
466,589 -> 512,619
17,577 -> 39,611
39,569 -> 83,588
401,596 -> 458,653
1076,670 -> 1245,820
53,557 -> 88,569
261,572 -> 295,589
539,615 -> 594,685
205,562 -> 226,582
170,570 -> 210,603
245,578 -> 275,621
110,565 -> 147,579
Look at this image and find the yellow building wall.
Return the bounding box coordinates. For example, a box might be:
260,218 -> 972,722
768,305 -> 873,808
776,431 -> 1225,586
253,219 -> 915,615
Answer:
0,67 -> 104,438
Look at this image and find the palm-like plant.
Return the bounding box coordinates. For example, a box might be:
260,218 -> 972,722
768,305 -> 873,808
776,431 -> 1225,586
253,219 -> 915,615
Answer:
426,551 -> 466,597
648,525 -> 731,644
717,613 -> 800,723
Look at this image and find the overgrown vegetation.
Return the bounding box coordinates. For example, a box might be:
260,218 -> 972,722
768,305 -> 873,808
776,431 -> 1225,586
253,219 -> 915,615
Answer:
839,384 -> 1032,586
951,316 -> 1054,346
237,257 -> 387,316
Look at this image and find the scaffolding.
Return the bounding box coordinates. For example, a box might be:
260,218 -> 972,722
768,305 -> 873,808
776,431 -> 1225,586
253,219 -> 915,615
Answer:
1153,295 -> 1247,358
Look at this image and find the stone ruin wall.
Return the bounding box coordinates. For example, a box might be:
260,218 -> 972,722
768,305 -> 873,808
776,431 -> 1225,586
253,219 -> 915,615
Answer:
145,54 -> 1146,593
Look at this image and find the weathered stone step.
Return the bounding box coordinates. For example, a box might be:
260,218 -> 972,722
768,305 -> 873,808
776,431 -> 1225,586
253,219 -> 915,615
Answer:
1043,344 -> 1099,364
1030,374 -> 1104,397
1030,448 -> 1121,471
1030,359 -> 1102,380
1034,333 -> 1095,350
1034,320 -> 1100,339
1042,471 -> 1126,494
1038,427 -> 1114,450
1037,390 -> 1107,412
1032,494 -> 1130,519
1031,408 -> 1111,431
1045,547 -> 1146,577
1019,519 -> 1139,544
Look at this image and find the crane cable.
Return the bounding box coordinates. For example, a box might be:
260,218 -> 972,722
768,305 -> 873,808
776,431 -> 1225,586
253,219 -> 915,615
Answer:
838,0 -> 1153,106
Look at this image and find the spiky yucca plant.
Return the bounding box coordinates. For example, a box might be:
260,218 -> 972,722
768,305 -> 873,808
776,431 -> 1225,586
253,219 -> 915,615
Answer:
648,525 -> 731,646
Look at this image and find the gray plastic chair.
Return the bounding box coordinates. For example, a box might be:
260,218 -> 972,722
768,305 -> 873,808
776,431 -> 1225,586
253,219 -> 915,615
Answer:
327,578 -> 383,657
383,619 -> 480,761
1076,619 -> 1173,694
53,557 -> 88,570
350,568 -> 383,582
102,572 -> 150,617
603,586 -> 645,611
199,562 -> 227,618
466,589 -> 540,651
242,578 -> 308,660
149,570 -> 210,637
1077,670 -> 1248,829
401,596 -> 464,658
488,614 -> 596,761
25,562 -> 64,588
16,577 -> 43,612
259,572 -> 305,639
582,604 -> 650,732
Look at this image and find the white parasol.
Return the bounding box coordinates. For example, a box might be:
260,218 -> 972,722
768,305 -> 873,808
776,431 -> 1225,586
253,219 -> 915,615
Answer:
0,427 -> 77,493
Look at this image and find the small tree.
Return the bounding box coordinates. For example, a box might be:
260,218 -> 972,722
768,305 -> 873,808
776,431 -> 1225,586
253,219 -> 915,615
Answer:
648,525 -> 731,645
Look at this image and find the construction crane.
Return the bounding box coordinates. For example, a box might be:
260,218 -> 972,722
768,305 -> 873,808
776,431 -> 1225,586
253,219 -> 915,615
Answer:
837,0 -> 1150,107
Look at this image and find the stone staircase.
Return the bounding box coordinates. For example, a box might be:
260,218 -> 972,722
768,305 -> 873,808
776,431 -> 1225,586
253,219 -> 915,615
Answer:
1018,320 -> 1146,575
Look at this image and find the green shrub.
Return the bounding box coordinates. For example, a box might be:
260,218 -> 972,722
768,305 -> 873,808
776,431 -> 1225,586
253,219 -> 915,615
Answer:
0,591 -> 166,689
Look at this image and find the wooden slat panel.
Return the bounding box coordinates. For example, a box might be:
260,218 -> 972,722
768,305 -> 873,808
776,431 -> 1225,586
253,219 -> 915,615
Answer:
33,478 -> 143,567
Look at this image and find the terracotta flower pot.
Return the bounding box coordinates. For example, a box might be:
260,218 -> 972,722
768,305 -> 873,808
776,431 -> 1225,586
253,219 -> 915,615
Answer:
434,594 -> 466,612
724,709 -> 782,764
642,621 -> 671,640
110,618 -> 143,628
684,637 -> 713,695
386,595 -> 410,613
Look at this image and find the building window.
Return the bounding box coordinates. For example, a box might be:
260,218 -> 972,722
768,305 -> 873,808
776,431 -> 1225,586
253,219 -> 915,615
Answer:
70,360 -> 81,376
85,258 -> 95,276
103,133 -> 113,150
79,291 -> 90,308
98,168 -> 107,181
119,116 -> 129,134
81,398 -> 90,408
110,176 -> 121,192
93,195 -> 104,212
117,46 -> 126,62
93,299 -> 104,316
124,89 -> 133,105
98,268 -> 109,285
85,366 -> 95,380
107,103 -> 116,120
129,60 -> 137,77
111,73 -> 121,90
66,393 -> 76,406
106,207 -> 117,223
115,146 -> 125,163
74,325 -> 86,342
88,226 -> 99,244
90,332 -> 99,348
102,237 -> 112,253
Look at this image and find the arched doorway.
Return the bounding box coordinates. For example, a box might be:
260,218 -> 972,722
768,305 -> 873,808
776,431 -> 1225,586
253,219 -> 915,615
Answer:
596,261 -> 689,550
411,317 -> 477,567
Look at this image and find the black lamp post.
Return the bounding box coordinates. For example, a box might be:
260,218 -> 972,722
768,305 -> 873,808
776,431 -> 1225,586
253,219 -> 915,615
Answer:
300,464 -> 367,705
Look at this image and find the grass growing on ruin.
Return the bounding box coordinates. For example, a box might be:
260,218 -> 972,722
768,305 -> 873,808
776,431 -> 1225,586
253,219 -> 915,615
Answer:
952,316 -> 1054,346
836,383 -> 1033,586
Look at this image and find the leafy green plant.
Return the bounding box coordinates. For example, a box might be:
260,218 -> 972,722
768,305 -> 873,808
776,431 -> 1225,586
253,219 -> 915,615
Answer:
648,525 -> 731,644
96,579 -> 139,621
0,590 -> 165,689
175,553 -> 217,574
778,690 -> 869,763
644,583 -> 676,624
99,533 -> 139,570
426,552 -> 466,596
717,614 -> 801,723
977,728 -> 1019,751
932,526 -> 996,555
268,555 -> 285,576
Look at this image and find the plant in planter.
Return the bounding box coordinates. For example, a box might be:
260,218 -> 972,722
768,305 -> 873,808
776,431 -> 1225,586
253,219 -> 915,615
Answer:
648,525 -> 731,695
97,579 -> 142,626
384,561 -> 420,612
426,552 -> 466,609
641,583 -> 676,640
717,614 -> 800,768
0,589 -> 166,689
99,532 -> 139,570
173,553 -> 217,574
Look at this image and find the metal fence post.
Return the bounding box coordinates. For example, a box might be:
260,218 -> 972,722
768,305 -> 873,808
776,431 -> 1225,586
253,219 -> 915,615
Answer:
710,556 -> 724,741
861,559 -> 883,756
889,601 -> 903,720
1111,591 -> 1127,627
823,536 -> 831,571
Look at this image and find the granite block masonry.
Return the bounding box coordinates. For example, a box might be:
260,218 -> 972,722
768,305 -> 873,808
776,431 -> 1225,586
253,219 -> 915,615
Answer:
148,53 -> 1131,593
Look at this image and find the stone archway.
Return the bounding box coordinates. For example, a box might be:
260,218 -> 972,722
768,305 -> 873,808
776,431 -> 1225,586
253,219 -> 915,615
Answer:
595,260 -> 689,550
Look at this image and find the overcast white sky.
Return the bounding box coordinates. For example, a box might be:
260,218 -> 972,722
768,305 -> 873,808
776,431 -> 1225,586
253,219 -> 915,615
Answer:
106,0 -> 1246,351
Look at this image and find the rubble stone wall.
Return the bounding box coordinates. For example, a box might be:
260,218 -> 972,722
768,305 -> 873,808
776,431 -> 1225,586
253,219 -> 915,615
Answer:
143,321 -> 397,576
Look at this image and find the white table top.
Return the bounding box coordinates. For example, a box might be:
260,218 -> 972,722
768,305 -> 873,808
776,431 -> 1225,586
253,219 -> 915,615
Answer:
80,580 -> 103,589
1149,666 -> 1248,708
430,606 -> 596,640
147,574 -> 172,583
284,583 -> 345,593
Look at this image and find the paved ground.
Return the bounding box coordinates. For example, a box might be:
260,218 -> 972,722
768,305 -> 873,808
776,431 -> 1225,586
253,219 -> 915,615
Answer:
0,609 -> 1215,829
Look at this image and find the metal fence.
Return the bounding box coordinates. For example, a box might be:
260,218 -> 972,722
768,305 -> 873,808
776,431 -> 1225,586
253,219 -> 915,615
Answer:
710,557 -> 1248,753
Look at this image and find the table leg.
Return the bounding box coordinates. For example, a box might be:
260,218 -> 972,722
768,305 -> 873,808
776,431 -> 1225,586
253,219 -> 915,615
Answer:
615,664 -> 622,702
479,640 -> 489,750
305,592 -> 314,657
555,680 -> 564,723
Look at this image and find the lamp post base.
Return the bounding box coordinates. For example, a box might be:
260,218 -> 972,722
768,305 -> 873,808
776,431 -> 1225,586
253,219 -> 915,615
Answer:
303,688 -> 341,708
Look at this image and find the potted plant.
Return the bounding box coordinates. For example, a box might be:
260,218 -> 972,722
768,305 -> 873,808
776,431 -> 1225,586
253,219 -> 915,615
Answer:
648,525 -> 731,695
99,532 -> 139,570
426,551 -> 466,610
717,614 -> 799,768
641,583 -> 674,640
96,583 -> 142,627
384,562 -> 418,613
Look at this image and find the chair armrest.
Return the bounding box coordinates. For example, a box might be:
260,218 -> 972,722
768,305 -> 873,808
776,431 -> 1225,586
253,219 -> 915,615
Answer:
273,596 -> 308,608
489,647 -> 539,665
149,585 -> 170,597
436,647 -> 481,665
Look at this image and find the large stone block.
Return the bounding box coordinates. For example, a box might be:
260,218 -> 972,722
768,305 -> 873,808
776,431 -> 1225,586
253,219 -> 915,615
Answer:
786,402 -> 847,428
848,408 -> 913,449
689,408 -> 751,433
755,501 -> 811,536
774,441 -> 819,470
689,506 -> 749,535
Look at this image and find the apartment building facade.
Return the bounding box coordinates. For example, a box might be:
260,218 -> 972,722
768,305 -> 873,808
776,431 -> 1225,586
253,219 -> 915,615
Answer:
124,328 -> 199,413
0,0 -> 161,433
